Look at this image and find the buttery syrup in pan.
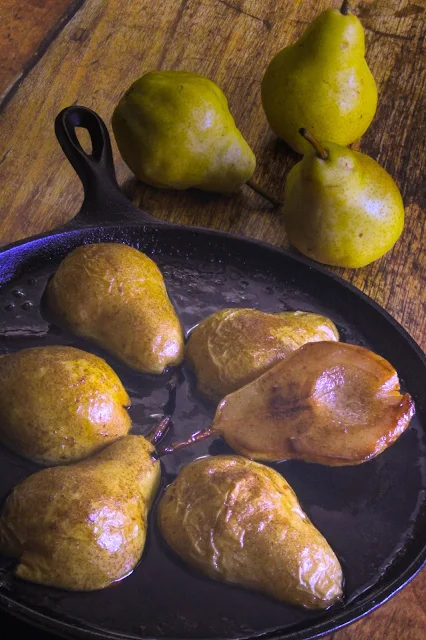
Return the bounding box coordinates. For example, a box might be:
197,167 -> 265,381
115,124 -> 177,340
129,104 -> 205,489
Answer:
0,243 -> 425,640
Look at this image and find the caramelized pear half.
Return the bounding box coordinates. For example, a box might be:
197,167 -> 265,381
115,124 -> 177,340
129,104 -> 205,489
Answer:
158,455 -> 343,609
0,346 -> 131,465
186,308 -> 338,399
0,436 -> 159,591
46,243 -> 184,374
213,341 -> 414,465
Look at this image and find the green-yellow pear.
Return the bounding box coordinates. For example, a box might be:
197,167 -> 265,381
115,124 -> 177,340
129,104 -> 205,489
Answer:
112,71 -> 256,192
261,2 -> 377,154
158,455 -> 343,609
0,436 -> 159,591
282,129 -> 405,267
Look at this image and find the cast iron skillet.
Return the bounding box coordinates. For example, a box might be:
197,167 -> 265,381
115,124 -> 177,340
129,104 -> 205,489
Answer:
0,106 -> 425,640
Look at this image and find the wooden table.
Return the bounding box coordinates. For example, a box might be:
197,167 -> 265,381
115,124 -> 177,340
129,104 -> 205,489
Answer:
0,0 -> 425,638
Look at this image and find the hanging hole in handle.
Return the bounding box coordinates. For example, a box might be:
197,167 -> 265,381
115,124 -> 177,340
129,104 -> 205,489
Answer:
60,107 -> 108,164
75,127 -> 93,156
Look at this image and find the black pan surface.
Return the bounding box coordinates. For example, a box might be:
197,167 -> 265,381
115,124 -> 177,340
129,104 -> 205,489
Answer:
0,107 -> 425,640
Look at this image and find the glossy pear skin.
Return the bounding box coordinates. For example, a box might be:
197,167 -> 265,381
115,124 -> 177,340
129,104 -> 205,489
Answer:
112,71 -> 256,192
213,341 -> 414,465
283,142 -> 405,267
261,8 -> 377,154
0,436 -> 159,591
158,455 -> 343,609
46,243 -> 184,374
186,309 -> 339,399
0,346 -> 130,465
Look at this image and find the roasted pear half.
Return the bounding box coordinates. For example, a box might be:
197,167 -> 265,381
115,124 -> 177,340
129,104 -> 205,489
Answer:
158,455 -> 343,609
186,308 -> 339,399
46,243 -> 184,374
0,436 -> 159,591
0,346 -> 131,465
213,341 -> 414,465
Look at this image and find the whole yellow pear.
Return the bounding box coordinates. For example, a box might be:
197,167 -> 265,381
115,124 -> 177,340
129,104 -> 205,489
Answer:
261,2 -> 378,154
282,130 -> 405,267
112,71 -> 256,192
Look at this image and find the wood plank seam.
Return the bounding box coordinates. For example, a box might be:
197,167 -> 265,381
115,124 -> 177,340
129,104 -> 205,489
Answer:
0,0 -> 86,112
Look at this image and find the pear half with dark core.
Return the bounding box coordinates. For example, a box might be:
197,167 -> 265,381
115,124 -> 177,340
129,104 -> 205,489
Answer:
160,341 -> 414,466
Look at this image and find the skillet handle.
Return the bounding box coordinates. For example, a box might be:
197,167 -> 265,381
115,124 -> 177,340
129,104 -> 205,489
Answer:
55,106 -> 155,223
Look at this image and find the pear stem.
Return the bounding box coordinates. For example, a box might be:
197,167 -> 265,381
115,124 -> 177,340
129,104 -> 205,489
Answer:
299,128 -> 328,160
246,179 -> 283,207
156,425 -> 215,458
146,416 -> 172,446
340,0 -> 350,15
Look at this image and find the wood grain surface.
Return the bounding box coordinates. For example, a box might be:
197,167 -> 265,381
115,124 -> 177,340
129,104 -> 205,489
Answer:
0,0 -> 425,639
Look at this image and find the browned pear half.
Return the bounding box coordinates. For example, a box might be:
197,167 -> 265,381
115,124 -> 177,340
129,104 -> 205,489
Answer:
158,455 -> 343,609
0,419 -> 171,592
212,341 -> 414,465
0,346 -> 131,465
46,243 -> 184,374
186,308 -> 339,400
